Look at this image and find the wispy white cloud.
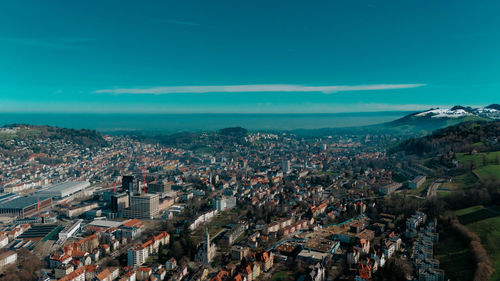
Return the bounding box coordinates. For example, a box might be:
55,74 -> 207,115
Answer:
95,84 -> 425,95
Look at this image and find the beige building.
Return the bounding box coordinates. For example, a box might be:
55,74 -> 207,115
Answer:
124,193 -> 160,219
0,250 -> 17,268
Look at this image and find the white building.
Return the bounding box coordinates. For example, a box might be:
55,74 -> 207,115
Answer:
59,219 -> 82,240
213,196 -> 236,211
282,160 -> 291,173
0,236 -> 8,248
409,176 -> 426,189
0,251 -> 17,268
38,181 -> 90,199
128,245 -> 147,266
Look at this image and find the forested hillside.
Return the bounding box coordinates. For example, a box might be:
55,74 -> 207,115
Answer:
393,121 -> 500,157
0,124 -> 108,147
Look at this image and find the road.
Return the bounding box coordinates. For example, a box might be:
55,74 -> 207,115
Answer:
426,182 -> 441,198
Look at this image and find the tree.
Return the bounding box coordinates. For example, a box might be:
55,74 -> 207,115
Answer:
373,258 -> 412,281
158,243 -> 167,263
170,241 -> 184,260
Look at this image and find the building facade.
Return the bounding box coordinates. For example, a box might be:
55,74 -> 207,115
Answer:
124,193 -> 159,219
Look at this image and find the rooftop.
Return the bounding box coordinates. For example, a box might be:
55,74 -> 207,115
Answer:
41,181 -> 89,193
0,196 -> 50,209
88,219 -> 122,228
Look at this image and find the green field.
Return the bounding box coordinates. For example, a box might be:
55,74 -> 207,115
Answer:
474,165 -> 500,181
449,151 -> 500,190
455,205 -> 485,216
436,190 -> 451,197
313,170 -> 339,176
452,172 -> 479,190
453,205 -> 500,280
441,181 -> 458,190
436,224 -> 475,281
193,146 -> 215,155
456,151 -> 500,168
455,205 -> 497,224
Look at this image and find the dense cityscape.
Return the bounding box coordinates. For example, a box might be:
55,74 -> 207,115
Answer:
1,1 -> 499,280
1,113 -> 498,281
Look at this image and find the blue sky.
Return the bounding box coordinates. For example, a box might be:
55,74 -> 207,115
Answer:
0,0 -> 499,113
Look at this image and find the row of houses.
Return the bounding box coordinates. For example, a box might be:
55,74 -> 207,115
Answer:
209,251 -> 274,281
127,231 -> 170,266
58,265 -> 120,281
189,210 -> 218,231
411,219 -> 444,281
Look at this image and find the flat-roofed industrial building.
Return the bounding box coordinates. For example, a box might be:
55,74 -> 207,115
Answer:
38,181 -> 90,199
0,196 -> 52,218
409,175 -> 426,189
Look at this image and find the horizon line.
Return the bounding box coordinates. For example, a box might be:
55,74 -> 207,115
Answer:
0,110 -> 421,115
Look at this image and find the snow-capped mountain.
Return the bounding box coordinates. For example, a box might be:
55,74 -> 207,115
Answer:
292,104 -> 500,137
414,105 -> 500,119
383,104 -> 500,134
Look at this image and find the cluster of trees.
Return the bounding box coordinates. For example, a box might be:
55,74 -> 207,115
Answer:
441,179 -> 500,211
218,127 -> 248,138
42,126 -> 107,147
0,249 -> 42,281
309,174 -> 336,186
377,194 -> 424,218
393,121 -> 500,157
155,132 -> 200,147
154,126 -> 248,149
243,200 -> 289,224
424,177 -> 500,280
1,124 -> 108,148
373,258 -> 413,281
167,226 -> 195,263
182,196 -> 213,218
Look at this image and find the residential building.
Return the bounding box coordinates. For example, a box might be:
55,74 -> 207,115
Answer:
0,250 -> 17,268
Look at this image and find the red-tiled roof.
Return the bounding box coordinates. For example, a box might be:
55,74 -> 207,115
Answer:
59,265 -> 86,281
122,218 -> 143,228
96,269 -> 111,281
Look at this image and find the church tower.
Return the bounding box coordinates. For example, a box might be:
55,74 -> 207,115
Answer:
204,227 -> 210,255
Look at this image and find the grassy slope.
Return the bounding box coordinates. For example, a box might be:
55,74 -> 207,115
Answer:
449,151 -> 500,190
436,223 -> 475,281
456,151 -> 500,168
474,165 -> 500,181
454,205 -> 500,281
452,172 -> 478,190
